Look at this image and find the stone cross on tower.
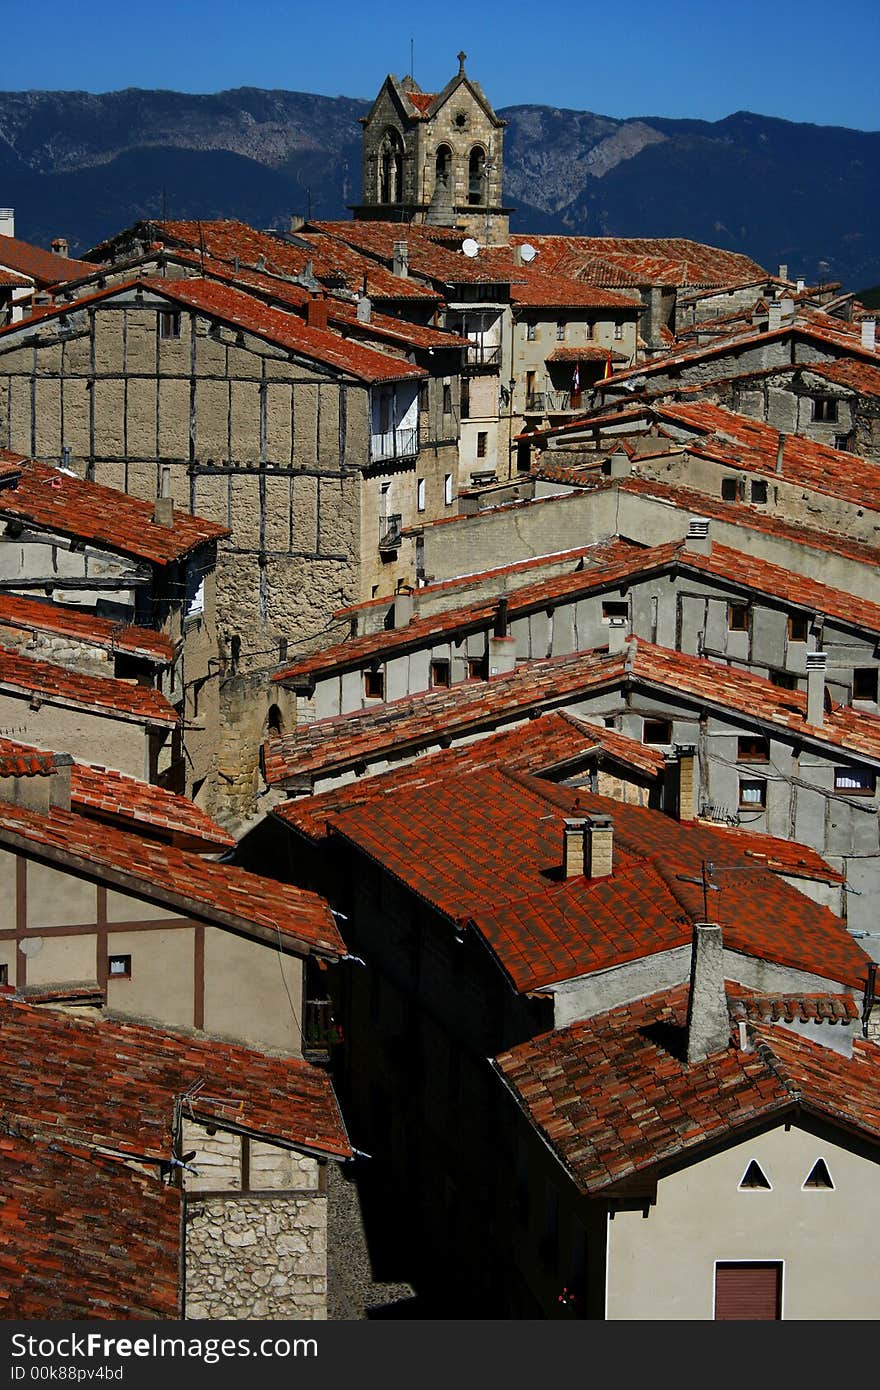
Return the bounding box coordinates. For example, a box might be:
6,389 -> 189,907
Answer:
457,51 -> 467,74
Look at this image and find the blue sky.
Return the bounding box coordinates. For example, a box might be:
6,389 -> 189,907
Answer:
4,0 -> 879,130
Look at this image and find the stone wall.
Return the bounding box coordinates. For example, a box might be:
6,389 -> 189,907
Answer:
185,1193 -> 327,1320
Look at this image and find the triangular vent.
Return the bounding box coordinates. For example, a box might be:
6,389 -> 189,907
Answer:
803,1158 -> 834,1190
739,1159 -> 771,1190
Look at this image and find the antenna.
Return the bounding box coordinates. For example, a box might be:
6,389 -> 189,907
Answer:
410,36 -> 414,80
461,238 -> 479,258
519,242 -> 538,263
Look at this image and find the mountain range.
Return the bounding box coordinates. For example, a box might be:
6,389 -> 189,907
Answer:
1,87 -> 878,288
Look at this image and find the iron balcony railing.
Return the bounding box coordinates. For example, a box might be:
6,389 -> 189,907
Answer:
463,343 -> 502,372
370,426 -> 418,462
524,390 -> 582,413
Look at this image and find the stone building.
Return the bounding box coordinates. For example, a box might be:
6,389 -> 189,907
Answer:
0,993 -> 352,1319
355,53 -> 510,245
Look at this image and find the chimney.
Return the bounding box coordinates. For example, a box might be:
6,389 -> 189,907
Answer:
767,300 -> 783,331
392,241 -> 409,278
777,263 -> 788,282
666,743 -> 697,823
862,318 -> 876,353
357,294 -> 372,324
780,295 -> 795,321
607,615 -> 628,654
562,819 -> 586,879
392,590 -> 413,627
796,278 -> 805,293
806,651 -> 827,726
488,634 -> 517,675
51,236 -> 69,259
608,448 -> 631,479
684,517 -> 711,554
8,752 -> 73,815
513,244 -> 523,266
585,814 -> 613,879
0,208 -> 14,238
685,922 -> 730,1064
307,294 -> 329,332
494,596 -> 509,638
776,431 -> 785,474
152,463 -> 174,527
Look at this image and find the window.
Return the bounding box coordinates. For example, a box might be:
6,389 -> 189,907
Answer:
585,321 -> 594,340
739,779 -> 767,809
771,669 -> 798,690
787,613 -> 809,642
739,1159 -> 771,1190
419,380 -> 429,411
0,963 -> 7,987
364,669 -> 384,699
556,321 -> 565,342
467,146 -> 486,206
442,383 -> 452,415
444,473 -> 453,506
811,398 -> 838,422
476,432 -> 488,459
750,479 -> 768,504
278,638 -> 288,664
803,1158 -> 834,1190
526,322 -> 537,342
834,767 -> 876,795
108,954 -> 131,979
158,311 -> 181,340
853,668 -> 879,702
613,322 -> 623,341
379,128 -> 404,203
728,602 -> 749,631
643,718 -> 672,745
715,1263 -> 781,1320
417,477 -> 426,513
737,735 -> 769,762
721,477 -> 739,501
834,434 -> 850,452
467,656 -> 486,680
602,600 -> 629,621
430,659 -> 451,688
460,377 -> 470,419
378,392 -> 391,434
184,562 -> 205,622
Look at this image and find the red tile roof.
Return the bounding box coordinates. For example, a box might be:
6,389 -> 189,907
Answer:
493,985 -> 880,1193
807,358 -> 880,398
0,644 -> 177,726
0,993 -> 351,1316
326,768 -> 867,993
0,798 -> 344,957
0,235 -> 96,288
273,710 -> 663,843
0,736 -> 55,777
705,826 -> 844,885
141,276 -> 426,384
545,346 -> 629,363
510,235 -> 767,289
70,762 -> 234,850
0,592 -> 173,664
727,990 -> 858,1025
0,450 -> 227,565
267,635 -> 880,789
0,269 -> 30,289
277,534 -> 880,689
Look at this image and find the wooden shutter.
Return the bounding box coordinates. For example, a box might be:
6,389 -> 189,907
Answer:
715,1262 -> 781,1320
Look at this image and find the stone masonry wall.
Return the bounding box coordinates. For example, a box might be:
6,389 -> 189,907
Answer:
185,1193 -> 328,1320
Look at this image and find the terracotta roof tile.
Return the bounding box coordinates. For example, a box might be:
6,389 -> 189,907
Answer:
70,762 -> 234,850
0,592 -> 173,664
0,799 -> 343,956
0,235 -> 96,288
0,993 -> 351,1316
0,450 -> 226,565
0,644 -> 177,726
325,769 -> 867,992
510,235 -> 766,288
0,736 -> 55,777
494,985 -> 880,1193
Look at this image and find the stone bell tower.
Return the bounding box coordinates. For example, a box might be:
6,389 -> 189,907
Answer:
354,52 -> 510,245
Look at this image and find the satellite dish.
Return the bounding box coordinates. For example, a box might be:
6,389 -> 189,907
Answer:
461,238 -> 480,258
519,242 -> 538,263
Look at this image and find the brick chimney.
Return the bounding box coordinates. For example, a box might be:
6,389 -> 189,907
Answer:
307,294 -> 329,331
806,650 -> 827,726
585,814 -> 613,879
777,263 -> 788,282
392,241 -> 409,279
562,819 -> 586,879
51,237 -> 69,259
862,318 -> 877,353
666,744 -> 697,823
684,517 -> 711,554
685,922 -> 730,1064
767,301 -> 783,331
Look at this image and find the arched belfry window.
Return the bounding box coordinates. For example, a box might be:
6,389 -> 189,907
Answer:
435,144 -> 452,192
468,146 -> 487,205
379,128 -> 404,204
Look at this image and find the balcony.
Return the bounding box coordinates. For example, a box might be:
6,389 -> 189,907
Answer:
304,998 -> 343,1058
463,343 -> 502,374
370,426 -> 418,463
378,513 -> 403,552
524,391 -> 583,415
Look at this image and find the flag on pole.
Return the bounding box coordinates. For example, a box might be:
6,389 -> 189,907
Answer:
603,353 -> 612,380
572,362 -> 580,397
